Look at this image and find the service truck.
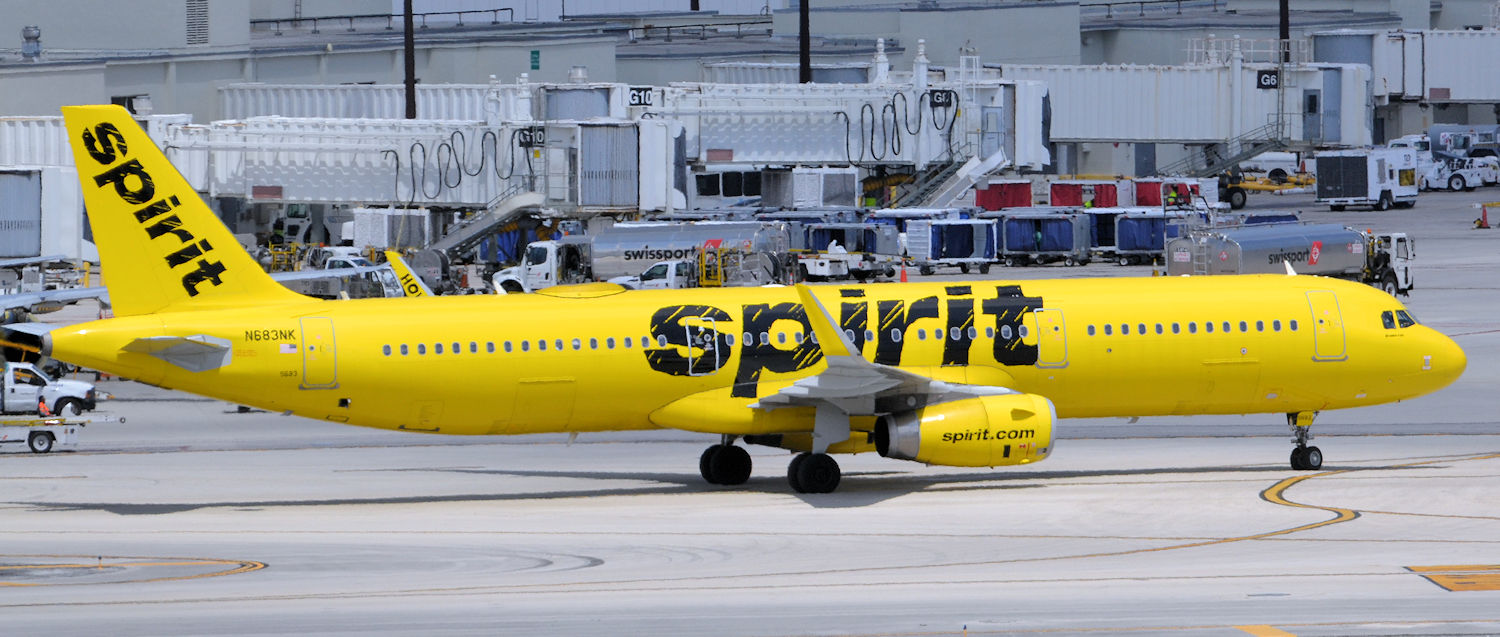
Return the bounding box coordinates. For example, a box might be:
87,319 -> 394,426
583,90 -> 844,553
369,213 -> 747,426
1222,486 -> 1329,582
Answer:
1165,223 -> 1415,295
492,222 -> 792,293
794,222 -> 902,282
0,361 -> 107,454
1314,148 -> 1419,211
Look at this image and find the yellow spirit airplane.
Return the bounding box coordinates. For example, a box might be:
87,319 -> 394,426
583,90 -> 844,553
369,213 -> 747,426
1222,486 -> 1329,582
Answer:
12,105 -> 1468,493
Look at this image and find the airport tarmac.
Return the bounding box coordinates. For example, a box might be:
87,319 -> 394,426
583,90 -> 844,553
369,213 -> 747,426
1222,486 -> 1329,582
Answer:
3,189 -> 1499,636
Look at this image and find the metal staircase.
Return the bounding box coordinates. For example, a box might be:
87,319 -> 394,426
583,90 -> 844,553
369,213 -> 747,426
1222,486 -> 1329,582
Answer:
427,187 -> 545,258
1157,122 -> 1289,178
892,160 -> 965,208
892,146 -> 1010,208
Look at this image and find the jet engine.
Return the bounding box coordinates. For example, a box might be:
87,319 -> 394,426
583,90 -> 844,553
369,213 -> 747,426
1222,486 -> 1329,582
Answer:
875,394 -> 1055,467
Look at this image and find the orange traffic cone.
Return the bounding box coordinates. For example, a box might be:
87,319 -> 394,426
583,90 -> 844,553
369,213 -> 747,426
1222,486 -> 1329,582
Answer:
900,265 -> 908,283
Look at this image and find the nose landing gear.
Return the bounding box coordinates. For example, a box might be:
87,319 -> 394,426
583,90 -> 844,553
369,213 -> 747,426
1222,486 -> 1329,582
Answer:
1288,411 -> 1323,471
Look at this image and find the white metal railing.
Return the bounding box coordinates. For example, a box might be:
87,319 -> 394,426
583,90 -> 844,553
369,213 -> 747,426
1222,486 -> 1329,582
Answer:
1187,37 -> 1311,65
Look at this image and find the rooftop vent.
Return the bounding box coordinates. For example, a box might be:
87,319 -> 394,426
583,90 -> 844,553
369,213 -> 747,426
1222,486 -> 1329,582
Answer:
20,26 -> 40,62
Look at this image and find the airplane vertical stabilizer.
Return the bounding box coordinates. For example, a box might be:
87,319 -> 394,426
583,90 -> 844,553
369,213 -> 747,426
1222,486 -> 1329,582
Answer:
62,105 -> 310,316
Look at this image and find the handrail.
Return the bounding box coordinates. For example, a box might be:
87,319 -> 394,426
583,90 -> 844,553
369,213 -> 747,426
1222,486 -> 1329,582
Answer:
251,9 -> 515,36
1087,0 -> 1222,18
627,18 -> 773,42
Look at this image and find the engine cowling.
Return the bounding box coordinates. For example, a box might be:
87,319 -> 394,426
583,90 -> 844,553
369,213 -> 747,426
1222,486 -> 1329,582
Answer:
875,394 -> 1056,467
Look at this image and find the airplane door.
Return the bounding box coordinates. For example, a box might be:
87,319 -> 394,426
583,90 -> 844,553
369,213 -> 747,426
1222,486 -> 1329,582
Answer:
7,367 -> 42,413
1033,309 -> 1068,368
299,317 -> 339,388
685,319 -> 720,376
1306,291 -> 1347,361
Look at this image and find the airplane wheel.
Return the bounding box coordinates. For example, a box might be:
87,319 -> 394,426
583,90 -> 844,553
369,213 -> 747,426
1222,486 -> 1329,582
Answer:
1290,447 -> 1306,471
714,445 -> 752,485
791,453 -> 841,494
786,454 -> 807,493
700,445 -> 726,484
1303,446 -> 1323,470
28,432 -> 54,454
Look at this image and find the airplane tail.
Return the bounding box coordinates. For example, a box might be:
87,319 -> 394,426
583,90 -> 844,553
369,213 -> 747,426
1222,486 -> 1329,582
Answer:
62,105 -> 309,316
384,251 -> 434,297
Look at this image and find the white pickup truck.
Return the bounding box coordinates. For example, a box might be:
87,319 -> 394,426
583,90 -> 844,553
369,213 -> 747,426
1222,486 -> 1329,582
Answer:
2,361 -> 98,417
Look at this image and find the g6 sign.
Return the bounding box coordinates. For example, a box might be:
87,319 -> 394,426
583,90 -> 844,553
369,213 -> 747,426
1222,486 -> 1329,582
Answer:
1256,69 -> 1280,90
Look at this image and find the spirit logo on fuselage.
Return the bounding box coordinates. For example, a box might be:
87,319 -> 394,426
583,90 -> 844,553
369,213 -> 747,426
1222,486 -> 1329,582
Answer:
78,122 -> 227,296
645,285 -> 1043,397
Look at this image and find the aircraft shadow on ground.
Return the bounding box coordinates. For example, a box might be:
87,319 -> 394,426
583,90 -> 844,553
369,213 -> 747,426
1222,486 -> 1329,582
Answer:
17,463 -> 1419,514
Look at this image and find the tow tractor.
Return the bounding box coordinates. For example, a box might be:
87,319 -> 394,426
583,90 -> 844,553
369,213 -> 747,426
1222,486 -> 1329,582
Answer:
0,415 -> 121,454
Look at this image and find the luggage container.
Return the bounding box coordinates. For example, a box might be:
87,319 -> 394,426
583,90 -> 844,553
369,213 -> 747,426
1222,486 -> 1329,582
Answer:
1113,212 -> 1175,265
1047,179 -> 1129,208
975,179 -> 1034,210
905,219 -> 997,275
992,212 -> 1091,267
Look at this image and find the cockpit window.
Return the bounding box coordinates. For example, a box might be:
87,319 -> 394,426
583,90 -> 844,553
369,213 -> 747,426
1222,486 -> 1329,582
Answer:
1381,311 -> 1396,329
1383,309 -> 1418,329
1395,310 -> 1417,328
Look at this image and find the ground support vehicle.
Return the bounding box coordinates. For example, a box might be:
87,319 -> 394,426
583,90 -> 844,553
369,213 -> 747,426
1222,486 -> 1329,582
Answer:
986,212 -> 1090,266
2,361 -> 98,417
1420,157 -> 1492,192
493,222 -> 791,293
1166,224 -> 1415,295
1219,170 -> 1316,210
905,219 -> 997,275
797,223 -> 902,282
1,413 -> 124,454
1315,148 -> 1419,211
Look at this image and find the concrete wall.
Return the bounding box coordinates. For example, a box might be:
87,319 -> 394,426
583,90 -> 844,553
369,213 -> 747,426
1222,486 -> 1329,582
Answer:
774,2 -> 1081,67
0,65 -> 106,117
0,1 -> 249,49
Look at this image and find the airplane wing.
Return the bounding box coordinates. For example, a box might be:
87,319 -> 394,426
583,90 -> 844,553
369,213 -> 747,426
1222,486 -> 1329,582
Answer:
0,255 -> 68,269
751,285 -> 1018,417
267,264 -> 392,283
0,286 -> 109,314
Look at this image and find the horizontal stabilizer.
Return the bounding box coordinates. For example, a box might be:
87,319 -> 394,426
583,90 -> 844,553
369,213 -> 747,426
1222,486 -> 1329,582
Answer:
2,322 -> 60,336
121,335 -> 232,372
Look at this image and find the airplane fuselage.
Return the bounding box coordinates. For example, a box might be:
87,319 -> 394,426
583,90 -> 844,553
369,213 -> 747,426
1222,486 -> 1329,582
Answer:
47,274 -> 1463,437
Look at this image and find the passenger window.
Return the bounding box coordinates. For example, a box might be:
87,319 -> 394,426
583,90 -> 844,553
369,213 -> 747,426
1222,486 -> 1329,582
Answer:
572,338 -> 582,350
400,344 -> 409,355
487,342 -> 495,353
557,339 -> 566,351
984,327 -> 994,338
1222,321 -> 1230,333
1396,310 -> 1417,328
891,329 -> 903,343
589,338 -> 598,350
725,334 -> 735,346
794,332 -> 804,344
606,337 -> 616,349
641,337 -> 651,348
1205,322 -> 1214,334
1120,324 -> 1129,335
917,330 -> 926,341
967,327 -> 977,339
1088,325 -> 1096,336
1003,325 -> 1015,339
470,342 -> 478,353
1381,311 -> 1396,329
418,344 -> 427,354
504,342 -> 512,353
1256,320 -> 1264,332
623,337 -> 633,349
1273,320 -> 1281,332
1018,325 -> 1029,338
382,345 -> 391,356
538,340 -> 546,351
1188,322 -> 1197,334
845,329 -> 856,341
761,332 -> 771,345
866,329 -> 877,341
522,341 -> 531,352
1239,321 -> 1248,333
1137,323 -> 1146,335
1290,320 -> 1299,331
654,336 -> 665,348
1155,323 -> 1163,335
434,343 -> 443,354
777,332 -> 787,344
452,342 -> 460,353
1171,323 -> 1180,334
1103,324 -> 1112,335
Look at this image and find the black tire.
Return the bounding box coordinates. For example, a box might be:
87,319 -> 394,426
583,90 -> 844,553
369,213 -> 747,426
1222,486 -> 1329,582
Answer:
1290,447 -> 1306,471
792,453 -> 841,494
28,432 -> 54,454
978,263 -> 991,274
1228,188 -> 1247,210
1002,257 -> 1015,267
699,445 -> 726,485
714,445 -> 752,486
1375,192 -> 1392,212
1268,168 -> 1288,184
958,263 -> 970,274
1379,272 -> 1399,296
1449,175 -> 1465,192
1329,205 -> 1346,211
919,265 -> 934,276
786,453 -> 807,493
883,267 -> 896,279
55,398 -> 83,417
1063,257 -> 1076,267
1303,446 -> 1323,470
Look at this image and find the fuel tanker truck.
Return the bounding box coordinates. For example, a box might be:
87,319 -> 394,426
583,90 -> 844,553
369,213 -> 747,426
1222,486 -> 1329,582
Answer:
1165,223 -> 1414,296
491,221 -> 793,293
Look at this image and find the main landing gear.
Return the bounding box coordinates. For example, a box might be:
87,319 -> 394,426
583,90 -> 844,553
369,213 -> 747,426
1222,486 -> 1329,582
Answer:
698,441 -> 845,494
699,436 -> 752,486
1287,411 -> 1323,471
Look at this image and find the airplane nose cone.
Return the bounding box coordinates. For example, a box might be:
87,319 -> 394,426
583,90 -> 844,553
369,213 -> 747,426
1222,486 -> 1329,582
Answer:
1426,331 -> 1466,390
